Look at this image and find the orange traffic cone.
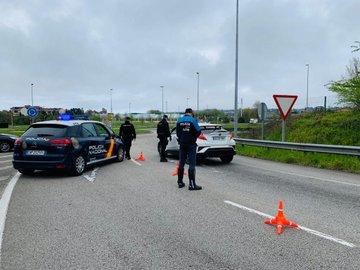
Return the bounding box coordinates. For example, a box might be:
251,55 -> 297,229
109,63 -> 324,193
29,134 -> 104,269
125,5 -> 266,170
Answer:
135,152 -> 145,161
171,162 -> 187,176
264,200 -> 299,234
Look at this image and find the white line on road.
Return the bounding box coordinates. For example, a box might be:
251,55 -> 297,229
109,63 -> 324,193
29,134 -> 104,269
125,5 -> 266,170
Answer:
224,200 -> 356,248
82,167 -> 99,182
0,160 -> 11,164
0,166 -> 12,171
0,155 -> 12,159
0,172 -> 20,256
130,158 -> 142,166
240,162 -> 360,188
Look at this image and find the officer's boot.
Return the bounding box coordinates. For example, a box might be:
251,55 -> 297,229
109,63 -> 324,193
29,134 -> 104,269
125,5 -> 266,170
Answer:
188,169 -> 202,191
177,167 -> 185,188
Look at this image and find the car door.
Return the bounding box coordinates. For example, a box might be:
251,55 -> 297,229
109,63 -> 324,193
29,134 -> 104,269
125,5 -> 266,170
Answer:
81,123 -> 103,162
94,123 -> 115,159
166,127 -> 179,152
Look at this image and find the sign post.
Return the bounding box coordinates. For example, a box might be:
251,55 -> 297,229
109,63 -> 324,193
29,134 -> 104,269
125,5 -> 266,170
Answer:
273,95 -> 298,142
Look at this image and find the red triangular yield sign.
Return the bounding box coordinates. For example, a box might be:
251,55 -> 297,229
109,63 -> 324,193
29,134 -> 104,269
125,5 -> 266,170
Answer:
273,95 -> 298,120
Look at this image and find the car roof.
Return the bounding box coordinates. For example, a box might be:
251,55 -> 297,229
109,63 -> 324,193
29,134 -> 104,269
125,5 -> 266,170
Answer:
31,120 -> 105,127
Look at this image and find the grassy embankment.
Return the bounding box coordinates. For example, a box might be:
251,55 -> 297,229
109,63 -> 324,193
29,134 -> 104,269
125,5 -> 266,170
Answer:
235,110 -> 360,173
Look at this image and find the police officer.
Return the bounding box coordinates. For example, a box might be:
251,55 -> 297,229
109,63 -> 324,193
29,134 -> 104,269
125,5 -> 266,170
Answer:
157,115 -> 171,162
176,108 -> 202,190
119,117 -> 136,160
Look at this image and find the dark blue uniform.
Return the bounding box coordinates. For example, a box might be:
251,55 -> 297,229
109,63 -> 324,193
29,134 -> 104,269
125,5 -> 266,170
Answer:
176,114 -> 202,190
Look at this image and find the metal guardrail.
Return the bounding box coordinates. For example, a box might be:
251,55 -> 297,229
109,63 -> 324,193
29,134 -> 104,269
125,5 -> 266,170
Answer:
234,138 -> 360,157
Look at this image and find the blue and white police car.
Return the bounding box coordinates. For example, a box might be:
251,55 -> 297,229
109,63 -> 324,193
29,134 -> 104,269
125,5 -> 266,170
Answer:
13,120 -> 124,176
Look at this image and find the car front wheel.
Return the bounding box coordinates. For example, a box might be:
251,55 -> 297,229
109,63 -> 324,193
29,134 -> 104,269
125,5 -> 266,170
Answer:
70,155 -> 86,176
116,147 -> 125,162
0,142 -> 11,152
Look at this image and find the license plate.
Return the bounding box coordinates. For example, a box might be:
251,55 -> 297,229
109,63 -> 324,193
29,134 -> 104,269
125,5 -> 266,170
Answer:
213,136 -> 225,141
26,150 -> 46,156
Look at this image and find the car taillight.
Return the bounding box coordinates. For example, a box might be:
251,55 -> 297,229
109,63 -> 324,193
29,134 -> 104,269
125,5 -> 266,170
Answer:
14,138 -> 22,146
198,133 -> 207,140
50,138 -> 72,147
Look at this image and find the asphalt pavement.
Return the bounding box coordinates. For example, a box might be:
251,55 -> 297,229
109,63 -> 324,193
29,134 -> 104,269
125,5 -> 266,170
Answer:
0,152 -> 16,200
1,134 -> 360,269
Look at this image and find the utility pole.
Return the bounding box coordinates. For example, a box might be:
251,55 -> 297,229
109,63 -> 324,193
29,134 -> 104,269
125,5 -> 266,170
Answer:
128,102 -> 131,115
234,0 -> 239,136
160,86 -> 164,113
186,97 -> 189,108
165,100 -> 168,114
31,83 -> 34,106
196,72 -> 200,111
306,64 -> 310,109
110,88 -> 113,114
324,96 -> 327,111
240,98 -> 243,117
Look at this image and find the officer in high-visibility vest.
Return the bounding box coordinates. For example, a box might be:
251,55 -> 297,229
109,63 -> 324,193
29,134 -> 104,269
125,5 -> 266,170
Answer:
176,108 -> 202,190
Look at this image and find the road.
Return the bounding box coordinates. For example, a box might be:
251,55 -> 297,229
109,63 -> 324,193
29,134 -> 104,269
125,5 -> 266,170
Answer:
1,134 -> 360,269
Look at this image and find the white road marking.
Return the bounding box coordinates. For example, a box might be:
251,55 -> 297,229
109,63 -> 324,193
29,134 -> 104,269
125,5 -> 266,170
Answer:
224,200 -> 356,248
0,172 -> 20,256
82,167 -> 99,182
0,160 -> 11,164
240,162 -> 360,188
0,166 -> 12,171
130,158 -> 142,166
0,155 -> 12,159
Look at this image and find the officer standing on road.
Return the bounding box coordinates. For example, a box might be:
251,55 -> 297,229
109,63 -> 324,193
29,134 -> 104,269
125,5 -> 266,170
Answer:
157,115 -> 171,162
176,108 -> 202,190
119,117 -> 136,160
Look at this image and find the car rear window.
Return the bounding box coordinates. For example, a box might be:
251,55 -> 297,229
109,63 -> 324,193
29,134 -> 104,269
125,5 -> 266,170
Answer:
22,124 -> 68,138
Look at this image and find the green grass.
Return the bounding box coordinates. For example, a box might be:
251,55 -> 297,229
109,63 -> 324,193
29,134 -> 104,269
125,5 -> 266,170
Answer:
0,125 -> 29,137
235,110 -> 360,174
236,145 -> 360,174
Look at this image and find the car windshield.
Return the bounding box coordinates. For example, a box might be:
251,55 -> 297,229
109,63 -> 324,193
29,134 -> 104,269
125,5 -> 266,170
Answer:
22,124 -> 67,138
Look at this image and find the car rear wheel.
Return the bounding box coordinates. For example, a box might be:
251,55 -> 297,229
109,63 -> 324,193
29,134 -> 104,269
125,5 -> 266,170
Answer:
0,142 -> 10,152
220,155 -> 233,164
18,169 -> 34,175
116,147 -> 125,162
70,155 -> 86,176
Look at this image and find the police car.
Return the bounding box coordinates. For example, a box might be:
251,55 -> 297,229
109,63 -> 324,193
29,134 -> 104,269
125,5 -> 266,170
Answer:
13,120 -> 124,176
165,123 -> 236,163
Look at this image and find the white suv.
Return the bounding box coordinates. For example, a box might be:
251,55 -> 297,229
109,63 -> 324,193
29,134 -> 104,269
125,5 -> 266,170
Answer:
164,123 -> 236,163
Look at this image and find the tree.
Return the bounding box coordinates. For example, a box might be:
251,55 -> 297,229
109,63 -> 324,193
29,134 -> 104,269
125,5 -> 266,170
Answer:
329,57 -> 360,109
351,41 -> 360,53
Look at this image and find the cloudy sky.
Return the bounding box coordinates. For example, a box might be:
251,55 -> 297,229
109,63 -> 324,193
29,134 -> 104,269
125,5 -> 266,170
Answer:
1,0 -> 359,113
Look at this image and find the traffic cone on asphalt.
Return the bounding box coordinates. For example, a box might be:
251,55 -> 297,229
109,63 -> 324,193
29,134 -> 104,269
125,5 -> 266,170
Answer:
264,200 -> 299,234
171,163 -> 187,176
135,152 -> 145,161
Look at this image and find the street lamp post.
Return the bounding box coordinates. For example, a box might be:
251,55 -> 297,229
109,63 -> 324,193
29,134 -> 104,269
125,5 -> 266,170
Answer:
306,64 -> 310,109
234,0 -> 239,136
186,97 -> 189,108
160,86 -> 164,113
31,83 -> 34,106
110,88 -> 113,114
196,72 -> 200,111
165,101 -> 168,114
129,102 -> 131,115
